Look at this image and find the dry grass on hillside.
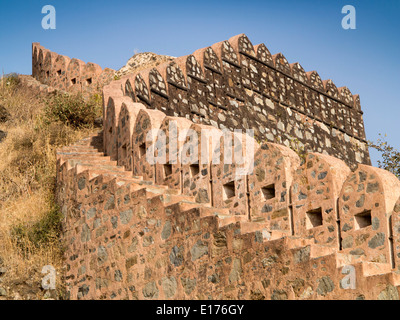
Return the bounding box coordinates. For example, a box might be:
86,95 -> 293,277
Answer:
0,74 -> 101,299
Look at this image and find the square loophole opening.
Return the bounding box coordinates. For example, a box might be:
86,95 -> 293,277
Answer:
46,71 -> 50,78
306,207 -> 323,229
57,69 -> 62,76
164,164 -> 172,177
71,78 -> 77,85
261,184 -> 275,200
190,164 -> 200,177
223,181 -> 235,201
139,143 -> 146,159
354,210 -> 372,230
86,78 -> 92,86
121,144 -> 127,159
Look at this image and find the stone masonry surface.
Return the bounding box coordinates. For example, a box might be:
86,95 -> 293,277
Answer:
45,34 -> 400,300
111,34 -> 370,168
34,34 -> 370,168
32,42 -> 115,96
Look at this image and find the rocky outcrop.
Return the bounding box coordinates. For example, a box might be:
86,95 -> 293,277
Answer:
116,52 -> 175,78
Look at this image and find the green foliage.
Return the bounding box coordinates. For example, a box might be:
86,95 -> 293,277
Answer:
368,134 -> 400,179
43,92 -> 101,128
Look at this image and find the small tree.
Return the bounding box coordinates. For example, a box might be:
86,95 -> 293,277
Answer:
368,134 -> 400,179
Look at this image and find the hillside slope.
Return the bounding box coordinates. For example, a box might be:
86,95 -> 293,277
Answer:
0,74 -> 100,300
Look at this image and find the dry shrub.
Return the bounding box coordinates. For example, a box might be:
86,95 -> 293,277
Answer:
0,74 -> 99,299
43,92 -> 102,128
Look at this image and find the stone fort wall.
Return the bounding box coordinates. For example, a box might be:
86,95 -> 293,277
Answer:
49,33 -> 400,300
109,34 -> 370,168
32,43 -> 115,96
56,97 -> 400,300
34,34 -> 370,168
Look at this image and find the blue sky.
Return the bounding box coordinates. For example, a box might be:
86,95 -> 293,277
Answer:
0,0 -> 399,166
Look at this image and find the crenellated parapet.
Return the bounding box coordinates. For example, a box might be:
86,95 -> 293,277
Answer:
56,104 -> 400,299
97,94 -> 400,278
52,33 -> 400,300
100,34 -> 369,168
31,43 -> 115,96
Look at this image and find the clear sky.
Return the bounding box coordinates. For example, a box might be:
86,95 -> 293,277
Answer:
0,0 -> 399,166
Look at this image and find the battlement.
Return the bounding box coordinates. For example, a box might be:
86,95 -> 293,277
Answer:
49,33 -> 400,300
31,42 -> 115,95
106,34 -> 370,168
33,33 -> 370,168
56,103 -> 400,299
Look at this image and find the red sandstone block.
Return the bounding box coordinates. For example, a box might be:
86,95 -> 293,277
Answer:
32,43 -> 43,78
339,165 -> 400,265
212,40 -> 244,101
37,48 -> 50,83
132,109 -> 166,181
211,131 -> 258,216
181,123 -> 223,204
134,72 -> 151,107
43,51 -> 58,86
67,58 -> 85,94
157,61 -> 190,117
97,67 -> 115,88
123,75 -> 136,102
292,153 -> 351,247
391,196 -> 400,271
117,101 -> 146,171
104,96 -> 132,160
154,116 -> 192,190
52,54 -> 71,91
81,62 -> 103,94
193,46 -> 225,108
248,142 -> 300,233
103,79 -> 125,121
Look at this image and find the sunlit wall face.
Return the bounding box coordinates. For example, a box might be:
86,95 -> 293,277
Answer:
0,0 -> 399,166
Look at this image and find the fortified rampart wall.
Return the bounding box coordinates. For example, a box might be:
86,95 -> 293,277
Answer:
107,34 -> 370,168
53,34 -> 400,300
32,43 -> 115,96
34,33 -> 371,168
56,99 -> 400,300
